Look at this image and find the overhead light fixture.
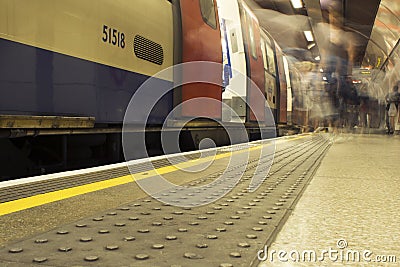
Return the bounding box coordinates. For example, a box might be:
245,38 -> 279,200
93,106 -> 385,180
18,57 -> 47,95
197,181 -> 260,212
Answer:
319,68 -> 324,73
307,43 -> 316,49
323,76 -> 327,81
304,31 -> 314,42
315,56 -> 321,61
290,0 -> 304,9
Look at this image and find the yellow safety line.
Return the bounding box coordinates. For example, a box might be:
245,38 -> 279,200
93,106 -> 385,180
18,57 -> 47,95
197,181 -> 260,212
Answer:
0,175 -> 132,216
0,134 -> 309,216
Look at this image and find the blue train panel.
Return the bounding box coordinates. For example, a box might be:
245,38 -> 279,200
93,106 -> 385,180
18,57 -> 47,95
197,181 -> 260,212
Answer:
0,38 -> 173,124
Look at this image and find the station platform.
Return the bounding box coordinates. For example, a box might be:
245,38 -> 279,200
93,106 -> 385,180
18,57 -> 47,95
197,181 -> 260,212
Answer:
259,134 -> 400,266
0,133 -> 396,266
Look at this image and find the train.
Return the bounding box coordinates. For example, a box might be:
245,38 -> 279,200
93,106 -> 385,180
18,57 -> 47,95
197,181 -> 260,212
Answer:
0,0 -> 296,179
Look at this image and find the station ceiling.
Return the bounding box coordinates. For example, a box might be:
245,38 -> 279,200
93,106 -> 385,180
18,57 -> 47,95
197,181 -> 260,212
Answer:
246,0 -> 387,69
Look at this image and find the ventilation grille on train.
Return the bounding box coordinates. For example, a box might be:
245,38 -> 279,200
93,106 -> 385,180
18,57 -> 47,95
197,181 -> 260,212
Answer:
134,35 -> 164,65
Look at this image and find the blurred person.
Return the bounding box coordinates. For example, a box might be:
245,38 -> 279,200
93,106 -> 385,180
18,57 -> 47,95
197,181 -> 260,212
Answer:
308,64 -> 327,130
318,3 -> 356,132
343,77 -> 359,129
296,61 -> 315,131
385,85 -> 400,134
359,95 -> 369,128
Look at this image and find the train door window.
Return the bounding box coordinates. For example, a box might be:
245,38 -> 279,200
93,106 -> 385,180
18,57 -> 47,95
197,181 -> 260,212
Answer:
266,44 -> 276,75
261,38 -> 267,68
230,29 -> 238,53
199,0 -> 217,29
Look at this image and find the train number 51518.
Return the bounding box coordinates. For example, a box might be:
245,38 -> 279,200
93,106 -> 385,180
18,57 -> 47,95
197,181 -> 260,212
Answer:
102,25 -> 125,49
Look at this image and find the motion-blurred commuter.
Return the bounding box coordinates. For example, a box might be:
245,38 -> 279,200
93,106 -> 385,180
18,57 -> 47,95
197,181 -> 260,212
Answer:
318,3 -> 356,132
385,85 -> 400,134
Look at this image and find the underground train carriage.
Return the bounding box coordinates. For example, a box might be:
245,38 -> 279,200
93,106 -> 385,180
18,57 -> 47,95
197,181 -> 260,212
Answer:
0,0 -> 289,178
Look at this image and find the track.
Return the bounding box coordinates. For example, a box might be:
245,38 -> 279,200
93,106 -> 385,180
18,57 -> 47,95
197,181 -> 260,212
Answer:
0,134 -> 331,267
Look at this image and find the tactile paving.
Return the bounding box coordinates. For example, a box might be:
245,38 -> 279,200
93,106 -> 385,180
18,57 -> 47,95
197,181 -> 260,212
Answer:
0,135 -> 331,266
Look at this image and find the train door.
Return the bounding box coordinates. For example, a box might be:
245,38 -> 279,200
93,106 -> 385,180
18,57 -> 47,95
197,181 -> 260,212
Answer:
261,31 -> 278,123
239,1 -> 265,123
216,0 -> 247,122
178,0 -> 223,119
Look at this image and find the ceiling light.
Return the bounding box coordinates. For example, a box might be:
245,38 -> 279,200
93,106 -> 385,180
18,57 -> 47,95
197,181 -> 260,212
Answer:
304,31 -> 314,42
290,0 -> 304,9
319,68 -> 324,73
307,43 -> 316,49
315,56 -> 321,61
323,76 -> 327,81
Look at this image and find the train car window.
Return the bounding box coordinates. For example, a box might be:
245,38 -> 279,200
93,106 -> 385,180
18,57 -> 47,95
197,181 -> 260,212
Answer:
199,0 -> 217,29
249,20 -> 257,59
